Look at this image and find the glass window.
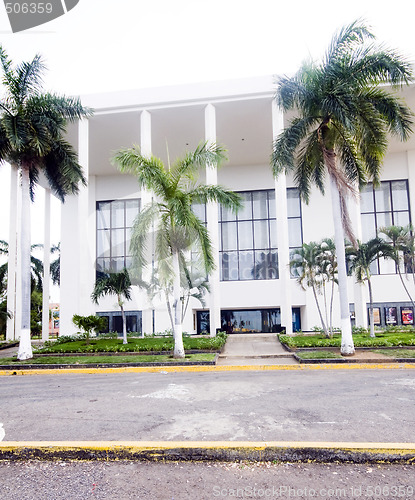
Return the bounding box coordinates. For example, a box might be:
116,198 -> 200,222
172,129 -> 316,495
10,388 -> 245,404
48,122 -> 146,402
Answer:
125,199 -> 140,227
288,218 -> 303,248
239,251 -> 255,280
238,221 -> 253,250
238,192 -> 253,221
97,202 -> 111,230
253,191 -> 268,219
392,181 -> 409,211
111,201 -> 125,228
222,222 -> 238,251
360,180 -> 411,274
254,220 -> 269,249
96,199 -> 140,277
218,189 -> 301,281
221,251 -> 238,281
287,189 -> 301,218
360,186 -> 374,213
374,183 -> 391,212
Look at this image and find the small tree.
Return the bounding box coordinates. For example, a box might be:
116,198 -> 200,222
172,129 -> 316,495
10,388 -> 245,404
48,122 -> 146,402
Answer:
346,238 -> 394,337
72,314 -> 107,344
290,241 -> 330,337
91,269 -> 133,344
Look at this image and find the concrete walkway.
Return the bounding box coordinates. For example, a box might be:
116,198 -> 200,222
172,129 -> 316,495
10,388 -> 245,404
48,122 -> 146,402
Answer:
217,333 -> 298,365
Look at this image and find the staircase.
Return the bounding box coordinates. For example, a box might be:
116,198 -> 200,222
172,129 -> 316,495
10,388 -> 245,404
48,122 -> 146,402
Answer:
216,333 -> 298,366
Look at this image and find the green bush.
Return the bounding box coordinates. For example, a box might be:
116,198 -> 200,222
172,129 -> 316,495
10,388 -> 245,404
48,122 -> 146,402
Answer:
36,331 -> 228,354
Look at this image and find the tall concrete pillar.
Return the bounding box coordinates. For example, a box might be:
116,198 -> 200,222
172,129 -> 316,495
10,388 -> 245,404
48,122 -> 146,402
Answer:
205,103 -> 221,336
6,166 -> 18,340
272,101 -> 293,335
41,189 -> 51,340
140,110 -> 154,335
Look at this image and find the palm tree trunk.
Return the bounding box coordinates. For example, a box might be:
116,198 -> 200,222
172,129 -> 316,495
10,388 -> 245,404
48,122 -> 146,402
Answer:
329,278 -> 335,337
312,285 -> 329,337
17,166 -> 33,360
164,290 -> 175,332
329,174 -> 355,355
172,249 -> 185,358
119,297 -> 127,345
367,278 -> 375,338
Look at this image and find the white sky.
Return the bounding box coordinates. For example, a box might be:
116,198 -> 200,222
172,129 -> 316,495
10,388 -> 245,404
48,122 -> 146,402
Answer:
0,0 -> 414,250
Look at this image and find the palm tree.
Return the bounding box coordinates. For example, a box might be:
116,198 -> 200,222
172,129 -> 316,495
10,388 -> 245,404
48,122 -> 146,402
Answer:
271,20 -> 413,354
91,269 -> 133,345
0,47 -> 91,359
290,241 -> 330,336
50,243 -> 60,286
113,142 -> 241,358
346,237 -> 394,337
318,238 -> 338,336
379,225 -> 415,309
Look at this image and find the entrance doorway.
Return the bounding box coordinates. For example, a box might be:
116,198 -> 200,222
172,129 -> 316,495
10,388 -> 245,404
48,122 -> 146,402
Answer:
196,308 -> 301,334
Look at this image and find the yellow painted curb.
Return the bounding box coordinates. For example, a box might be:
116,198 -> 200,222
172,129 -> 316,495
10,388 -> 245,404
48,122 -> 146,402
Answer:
1,441 -> 415,463
1,362 -> 415,376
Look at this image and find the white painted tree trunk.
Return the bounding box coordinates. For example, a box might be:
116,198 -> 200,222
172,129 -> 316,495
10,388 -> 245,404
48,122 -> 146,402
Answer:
367,279 -> 375,338
329,175 -> 355,355
17,167 -> 33,360
119,298 -> 128,345
172,250 -> 185,358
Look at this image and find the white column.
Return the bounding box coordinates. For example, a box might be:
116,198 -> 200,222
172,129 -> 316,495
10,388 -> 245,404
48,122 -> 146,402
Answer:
60,118 -> 92,336
6,166 -> 18,340
41,189 -> 51,340
77,118 -> 94,317
205,103 -> 221,336
272,101 -> 293,335
349,185 -> 367,328
140,110 -> 153,335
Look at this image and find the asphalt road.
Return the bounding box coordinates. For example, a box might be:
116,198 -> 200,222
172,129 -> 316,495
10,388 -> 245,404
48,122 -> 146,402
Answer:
1,367 -> 415,442
1,461 -> 414,500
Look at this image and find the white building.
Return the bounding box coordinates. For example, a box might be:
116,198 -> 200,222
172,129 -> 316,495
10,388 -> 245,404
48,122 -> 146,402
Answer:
8,76 -> 415,339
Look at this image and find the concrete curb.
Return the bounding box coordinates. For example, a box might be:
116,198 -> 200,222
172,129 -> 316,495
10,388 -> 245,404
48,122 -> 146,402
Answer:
1,441 -> 415,464
1,362 -> 415,376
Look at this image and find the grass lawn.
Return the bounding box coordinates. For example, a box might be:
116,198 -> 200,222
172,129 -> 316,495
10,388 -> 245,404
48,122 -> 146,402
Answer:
0,353 -> 216,365
37,334 -> 227,354
279,331 -> 415,349
371,349 -> 415,359
295,350 -> 343,360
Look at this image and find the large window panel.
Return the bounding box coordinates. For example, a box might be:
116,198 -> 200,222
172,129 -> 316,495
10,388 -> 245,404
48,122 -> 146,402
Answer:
218,189 -> 301,281
360,180 -> 411,275
96,199 -> 140,276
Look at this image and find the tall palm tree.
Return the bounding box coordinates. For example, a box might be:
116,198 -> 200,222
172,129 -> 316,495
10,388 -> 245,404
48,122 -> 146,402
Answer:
346,237 -> 394,338
290,241 -> 330,336
91,269 -> 133,345
379,225 -> 415,309
0,47 -> 91,359
113,142 -> 241,358
271,20 -> 413,354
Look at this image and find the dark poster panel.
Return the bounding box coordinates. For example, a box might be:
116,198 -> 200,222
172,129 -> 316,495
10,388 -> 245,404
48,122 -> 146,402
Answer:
401,307 -> 414,325
385,307 -> 397,325
371,307 -> 381,326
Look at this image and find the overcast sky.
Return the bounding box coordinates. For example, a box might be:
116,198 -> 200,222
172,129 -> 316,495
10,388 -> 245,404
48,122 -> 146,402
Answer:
0,0 -> 414,245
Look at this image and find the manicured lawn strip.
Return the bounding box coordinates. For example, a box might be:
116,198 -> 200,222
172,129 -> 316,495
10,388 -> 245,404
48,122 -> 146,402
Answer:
37,335 -> 227,354
371,349 -> 415,358
295,350 -> 343,360
0,353 -> 216,365
279,332 -> 415,349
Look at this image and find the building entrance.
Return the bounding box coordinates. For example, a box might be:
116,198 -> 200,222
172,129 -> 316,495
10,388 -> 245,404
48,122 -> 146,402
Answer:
196,308 -> 301,334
